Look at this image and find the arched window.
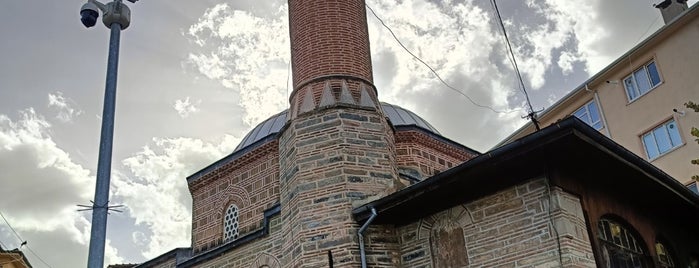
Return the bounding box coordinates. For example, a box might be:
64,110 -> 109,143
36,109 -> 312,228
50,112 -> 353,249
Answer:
598,217 -> 648,268
223,204 -> 240,241
655,241 -> 675,267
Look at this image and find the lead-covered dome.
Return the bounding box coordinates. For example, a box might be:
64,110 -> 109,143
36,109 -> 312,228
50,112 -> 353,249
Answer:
233,103 -> 439,152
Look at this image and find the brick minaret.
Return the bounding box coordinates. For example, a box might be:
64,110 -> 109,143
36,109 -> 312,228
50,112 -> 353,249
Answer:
279,0 -> 401,266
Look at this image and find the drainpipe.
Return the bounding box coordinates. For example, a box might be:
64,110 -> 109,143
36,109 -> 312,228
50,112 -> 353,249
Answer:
358,207 -> 378,268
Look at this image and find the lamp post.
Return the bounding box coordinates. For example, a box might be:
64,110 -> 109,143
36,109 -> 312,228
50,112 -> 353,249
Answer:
79,0 -> 136,267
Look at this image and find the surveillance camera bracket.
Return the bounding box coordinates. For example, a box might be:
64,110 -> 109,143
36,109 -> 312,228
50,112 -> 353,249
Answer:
88,0 -> 131,29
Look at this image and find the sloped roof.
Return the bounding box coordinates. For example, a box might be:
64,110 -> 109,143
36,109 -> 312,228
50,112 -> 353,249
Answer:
354,116 -> 699,224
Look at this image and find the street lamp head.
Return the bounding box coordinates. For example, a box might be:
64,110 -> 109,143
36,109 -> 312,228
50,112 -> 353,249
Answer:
80,2 -> 100,28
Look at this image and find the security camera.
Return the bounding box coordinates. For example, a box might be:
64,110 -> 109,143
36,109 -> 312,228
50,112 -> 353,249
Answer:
80,2 -> 100,28
673,108 -> 686,116
80,0 -> 132,30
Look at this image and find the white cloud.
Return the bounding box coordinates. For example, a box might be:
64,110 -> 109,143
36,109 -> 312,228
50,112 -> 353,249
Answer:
0,108 -> 122,267
186,3 -> 290,127
174,97 -> 201,118
113,135 -> 240,258
48,91 -> 83,123
364,0 -> 528,149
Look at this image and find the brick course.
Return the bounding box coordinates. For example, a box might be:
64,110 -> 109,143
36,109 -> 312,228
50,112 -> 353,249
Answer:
394,130 -> 477,179
288,0 -> 373,90
188,141 -> 281,254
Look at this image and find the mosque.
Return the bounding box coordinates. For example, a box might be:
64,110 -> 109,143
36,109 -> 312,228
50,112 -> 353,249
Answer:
126,0 -> 699,267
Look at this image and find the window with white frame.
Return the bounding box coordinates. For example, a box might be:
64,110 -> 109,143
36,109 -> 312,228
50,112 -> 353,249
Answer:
623,60 -> 661,102
223,204 -> 240,241
641,119 -> 682,160
573,100 -> 604,130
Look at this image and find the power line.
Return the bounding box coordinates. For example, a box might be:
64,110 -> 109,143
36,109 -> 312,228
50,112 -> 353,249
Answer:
0,210 -> 54,268
0,211 -> 23,244
365,4 -> 524,115
25,245 -> 54,268
489,0 -> 541,129
634,14 -> 662,46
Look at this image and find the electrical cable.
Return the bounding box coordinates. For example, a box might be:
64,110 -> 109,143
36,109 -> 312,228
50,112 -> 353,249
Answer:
26,245 -> 54,268
545,177 -> 565,266
626,13 -> 662,74
0,211 -> 23,244
489,0 -> 541,129
635,14 -> 662,45
365,4 -> 524,115
0,210 -> 54,268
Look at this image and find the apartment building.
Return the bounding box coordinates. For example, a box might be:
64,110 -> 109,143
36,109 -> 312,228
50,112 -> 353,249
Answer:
498,0 -> 699,187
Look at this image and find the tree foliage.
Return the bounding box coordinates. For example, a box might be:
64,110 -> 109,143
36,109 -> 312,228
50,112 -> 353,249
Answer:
686,101 -> 699,181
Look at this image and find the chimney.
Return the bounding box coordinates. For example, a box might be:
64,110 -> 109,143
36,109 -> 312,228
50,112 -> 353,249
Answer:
655,0 -> 689,24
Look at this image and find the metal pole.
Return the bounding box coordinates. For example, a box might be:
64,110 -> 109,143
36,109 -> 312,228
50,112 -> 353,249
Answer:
87,21 -> 121,268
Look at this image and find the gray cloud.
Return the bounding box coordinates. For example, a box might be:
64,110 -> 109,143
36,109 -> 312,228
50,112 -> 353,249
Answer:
0,109 -> 122,267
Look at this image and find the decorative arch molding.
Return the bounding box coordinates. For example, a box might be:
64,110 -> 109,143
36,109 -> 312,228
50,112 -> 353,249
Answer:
215,184 -> 251,217
415,205 -> 471,267
417,205 -> 472,239
252,252 -> 281,268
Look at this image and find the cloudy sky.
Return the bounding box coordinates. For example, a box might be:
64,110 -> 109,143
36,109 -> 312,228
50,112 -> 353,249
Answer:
0,0 -> 695,266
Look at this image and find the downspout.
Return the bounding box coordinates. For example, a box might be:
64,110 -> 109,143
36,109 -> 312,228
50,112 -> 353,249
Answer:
358,207 -> 378,268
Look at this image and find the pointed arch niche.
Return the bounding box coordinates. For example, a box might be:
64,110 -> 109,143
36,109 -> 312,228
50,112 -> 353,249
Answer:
418,205 -> 471,267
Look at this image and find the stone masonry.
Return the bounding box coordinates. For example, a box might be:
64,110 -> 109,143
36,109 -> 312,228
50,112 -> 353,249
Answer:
280,0 -> 401,266
394,130 -> 477,179
382,178 -> 596,267
279,106 -> 400,267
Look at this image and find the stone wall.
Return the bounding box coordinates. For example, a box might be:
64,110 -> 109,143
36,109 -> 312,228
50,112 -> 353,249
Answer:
279,107 -> 400,267
192,213 -> 284,268
188,141 -> 280,254
376,178 -> 596,267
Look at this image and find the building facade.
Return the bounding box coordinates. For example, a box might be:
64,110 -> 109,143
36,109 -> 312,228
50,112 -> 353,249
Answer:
498,1 -> 699,185
126,0 -> 699,267
0,246 -> 32,268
